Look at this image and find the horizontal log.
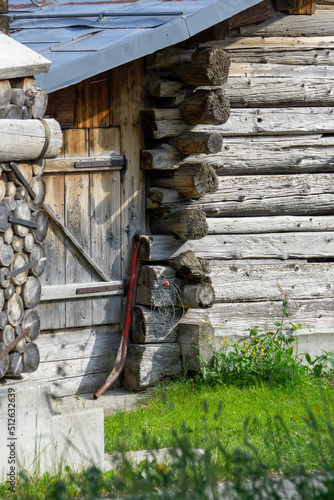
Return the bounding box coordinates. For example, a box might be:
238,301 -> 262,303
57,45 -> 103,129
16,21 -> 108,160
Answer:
139,232 -> 334,261
224,77 -> 334,106
0,119 -> 63,161
177,322 -> 214,372
210,262 -> 334,302
181,298 -> 334,338
186,173 -> 334,217
132,305 -> 181,343
170,250 -> 211,279
229,62 -> 334,78
209,37 -> 334,65
207,216 -> 334,234
205,135 -> 334,175
179,89 -> 230,126
151,162 -> 218,198
150,172 -> 334,216
170,132 -> 223,155
141,146 -> 184,171
179,282 -> 215,309
142,107 -> 334,139
195,107 -> 334,136
150,208 -> 208,240
124,343 -> 182,390
170,47 -> 230,86
245,10 -> 334,37
215,35 -> 334,51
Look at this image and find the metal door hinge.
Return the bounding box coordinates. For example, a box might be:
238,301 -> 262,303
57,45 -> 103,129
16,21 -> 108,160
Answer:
74,155 -> 127,173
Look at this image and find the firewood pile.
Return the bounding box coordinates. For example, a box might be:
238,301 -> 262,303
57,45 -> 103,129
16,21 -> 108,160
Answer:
0,76 -> 62,379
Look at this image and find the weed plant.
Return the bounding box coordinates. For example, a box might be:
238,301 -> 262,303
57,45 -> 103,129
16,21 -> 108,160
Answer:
199,295 -> 334,388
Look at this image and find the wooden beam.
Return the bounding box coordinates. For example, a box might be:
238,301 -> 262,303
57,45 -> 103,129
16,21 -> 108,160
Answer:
289,0 -> 316,13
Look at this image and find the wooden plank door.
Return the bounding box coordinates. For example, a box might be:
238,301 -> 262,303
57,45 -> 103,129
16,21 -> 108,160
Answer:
38,164 -> 123,331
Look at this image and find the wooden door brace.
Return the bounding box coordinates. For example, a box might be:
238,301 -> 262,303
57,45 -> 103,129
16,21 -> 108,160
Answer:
42,202 -> 110,282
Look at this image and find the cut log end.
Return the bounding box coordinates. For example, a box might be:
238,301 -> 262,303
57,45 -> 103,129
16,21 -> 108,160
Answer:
179,89 -> 230,126
180,282 -> 215,309
171,132 -> 222,155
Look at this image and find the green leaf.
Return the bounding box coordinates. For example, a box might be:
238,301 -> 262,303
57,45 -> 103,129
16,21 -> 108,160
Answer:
286,347 -> 293,356
328,358 -> 334,370
273,320 -> 282,327
305,353 -> 312,364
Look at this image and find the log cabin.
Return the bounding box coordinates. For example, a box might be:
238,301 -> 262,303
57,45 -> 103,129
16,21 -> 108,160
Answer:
1,0 -> 334,394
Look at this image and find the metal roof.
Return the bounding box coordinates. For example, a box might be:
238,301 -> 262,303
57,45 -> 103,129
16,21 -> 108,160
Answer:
8,0 -> 262,93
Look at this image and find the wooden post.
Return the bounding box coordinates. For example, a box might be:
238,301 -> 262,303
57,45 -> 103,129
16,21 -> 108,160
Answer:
289,0 -> 315,14
177,322 -> 214,372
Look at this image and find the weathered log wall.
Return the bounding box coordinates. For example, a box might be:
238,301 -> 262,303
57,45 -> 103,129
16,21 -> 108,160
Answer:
127,0 -> 334,389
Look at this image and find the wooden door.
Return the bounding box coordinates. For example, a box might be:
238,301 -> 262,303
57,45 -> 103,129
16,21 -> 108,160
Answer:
38,163 -> 123,331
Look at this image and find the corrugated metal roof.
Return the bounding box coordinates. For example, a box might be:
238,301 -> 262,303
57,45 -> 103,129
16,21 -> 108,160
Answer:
8,0 -> 262,92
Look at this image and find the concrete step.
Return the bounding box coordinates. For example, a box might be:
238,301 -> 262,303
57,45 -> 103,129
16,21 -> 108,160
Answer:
51,389 -> 151,416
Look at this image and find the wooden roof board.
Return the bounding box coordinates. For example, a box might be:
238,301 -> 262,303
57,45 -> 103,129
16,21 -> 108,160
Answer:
0,31 -> 50,78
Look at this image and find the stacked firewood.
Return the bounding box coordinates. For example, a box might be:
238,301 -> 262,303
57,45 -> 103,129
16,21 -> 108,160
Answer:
0,76 -> 59,379
125,47 -> 232,390
0,77 -> 48,120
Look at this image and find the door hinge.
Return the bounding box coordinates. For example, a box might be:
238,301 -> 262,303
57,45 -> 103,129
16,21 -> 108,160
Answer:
74,155 -> 127,173
76,281 -> 126,295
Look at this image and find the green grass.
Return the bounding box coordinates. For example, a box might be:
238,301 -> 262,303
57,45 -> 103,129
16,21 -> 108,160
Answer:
105,377 -> 334,473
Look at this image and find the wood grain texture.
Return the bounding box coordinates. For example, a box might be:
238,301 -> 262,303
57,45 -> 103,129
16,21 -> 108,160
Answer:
111,59 -> 145,279
204,135 -> 334,175
74,71 -> 110,128
195,108 -> 334,136
30,327 -> 122,395
64,172 -> 92,327
90,170 -> 122,325
183,173 -> 334,217
139,232 -> 334,261
46,86 -> 75,129
124,343 -> 182,390
210,262 -> 334,302
89,127 -> 121,155
64,129 -> 89,157
229,62 -> 334,78
181,298 -> 334,338
38,174 -> 66,330
244,9 -> 333,37
207,216 -> 334,234
225,77 -> 334,106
